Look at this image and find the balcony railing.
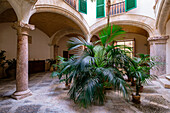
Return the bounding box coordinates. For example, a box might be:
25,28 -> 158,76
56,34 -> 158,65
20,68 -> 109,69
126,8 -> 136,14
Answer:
106,1 -> 125,16
64,0 -> 78,10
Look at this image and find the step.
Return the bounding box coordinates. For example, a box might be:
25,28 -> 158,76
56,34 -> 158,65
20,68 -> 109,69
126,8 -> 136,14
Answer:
165,76 -> 170,81
159,78 -> 170,89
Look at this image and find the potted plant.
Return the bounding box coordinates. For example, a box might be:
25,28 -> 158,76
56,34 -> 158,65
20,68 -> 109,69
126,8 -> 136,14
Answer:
46,59 -> 56,71
5,59 -> 16,78
0,50 -> 6,78
52,56 -> 71,90
131,54 -> 157,104
52,25 -> 134,107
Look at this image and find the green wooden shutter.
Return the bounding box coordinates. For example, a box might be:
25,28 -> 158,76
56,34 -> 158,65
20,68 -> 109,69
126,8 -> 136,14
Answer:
125,0 -> 137,12
96,0 -> 105,18
79,0 -> 87,14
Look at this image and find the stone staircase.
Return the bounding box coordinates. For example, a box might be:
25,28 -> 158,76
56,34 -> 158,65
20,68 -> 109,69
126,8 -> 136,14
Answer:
158,74 -> 170,89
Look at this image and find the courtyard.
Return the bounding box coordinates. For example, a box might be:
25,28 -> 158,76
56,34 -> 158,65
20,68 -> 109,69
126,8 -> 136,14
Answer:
0,72 -> 170,113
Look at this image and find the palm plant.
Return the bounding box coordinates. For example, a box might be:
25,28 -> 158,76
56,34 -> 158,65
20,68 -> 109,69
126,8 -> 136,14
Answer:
52,24 -> 135,107
0,50 -> 6,78
130,54 -> 157,103
0,50 -> 6,67
46,59 -> 56,71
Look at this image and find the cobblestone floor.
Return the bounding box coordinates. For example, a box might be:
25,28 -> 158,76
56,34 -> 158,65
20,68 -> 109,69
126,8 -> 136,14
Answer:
0,72 -> 170,113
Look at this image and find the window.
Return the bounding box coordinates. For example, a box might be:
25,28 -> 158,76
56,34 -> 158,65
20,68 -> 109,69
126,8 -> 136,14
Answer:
116,39 -> 135,57
125,0 -> 137,12
79,0 -> 87,14
96,0 -> 105,18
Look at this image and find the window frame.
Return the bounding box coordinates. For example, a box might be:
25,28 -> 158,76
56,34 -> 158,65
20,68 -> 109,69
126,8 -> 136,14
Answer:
96,0 -> 105,18
79,0 -> 87,14
125,0 -> 137,12
116,38 -> 136,57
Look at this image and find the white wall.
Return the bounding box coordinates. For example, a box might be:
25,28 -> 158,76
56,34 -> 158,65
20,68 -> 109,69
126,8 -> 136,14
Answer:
57,36 -> 83,57
166,19 -> 170,74
0,23 -> 51,60
0,23 -> 17,59
126,0 -> 155,19
29,28 -> 50,60
85,0 -> 156,26
78,0 -> 96,26
115,33 -> 148,55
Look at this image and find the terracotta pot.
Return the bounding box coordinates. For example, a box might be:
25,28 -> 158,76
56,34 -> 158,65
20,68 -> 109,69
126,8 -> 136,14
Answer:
63,84 -> 70,90
50,66 -> 53,72
132,94 -> 141,104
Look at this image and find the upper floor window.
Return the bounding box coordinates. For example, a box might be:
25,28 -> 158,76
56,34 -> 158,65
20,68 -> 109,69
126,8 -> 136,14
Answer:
79,0 -> 87,14
125,0 -> 137,12
96,0 -> 105,18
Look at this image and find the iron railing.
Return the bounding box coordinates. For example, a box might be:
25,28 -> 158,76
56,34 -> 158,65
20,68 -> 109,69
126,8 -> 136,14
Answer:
106,1 -> 125,16
64,0 -> 77,10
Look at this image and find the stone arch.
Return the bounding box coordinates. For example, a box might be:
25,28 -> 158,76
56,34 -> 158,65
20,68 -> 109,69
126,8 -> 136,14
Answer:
51,29 -> 85,45
29,3 -> 89,35
5,0 -> 37,23
156,0 -> 170,35
90,14 -> 156,40
90,35 -> 100,42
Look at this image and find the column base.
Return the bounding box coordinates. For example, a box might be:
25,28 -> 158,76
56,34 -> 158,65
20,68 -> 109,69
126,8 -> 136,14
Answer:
11,89 -> 32,100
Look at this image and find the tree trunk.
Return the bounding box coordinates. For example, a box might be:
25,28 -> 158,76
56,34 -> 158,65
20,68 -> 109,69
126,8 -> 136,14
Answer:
107,0 -> 111,27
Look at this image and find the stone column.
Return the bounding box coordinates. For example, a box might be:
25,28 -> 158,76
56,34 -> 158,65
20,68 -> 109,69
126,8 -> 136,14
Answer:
11,21 -> 35,100
54,45 -> 59,59
148,36 -> 169,76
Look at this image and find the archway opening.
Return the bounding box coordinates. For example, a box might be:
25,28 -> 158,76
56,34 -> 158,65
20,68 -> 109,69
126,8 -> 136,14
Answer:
55,33 -> 85,60
28,12 -> 85,73
92,25 -> 150,56
0,2 -> 18,79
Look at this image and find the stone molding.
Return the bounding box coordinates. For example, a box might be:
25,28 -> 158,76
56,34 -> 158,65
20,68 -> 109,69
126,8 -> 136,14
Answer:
148,35 -> 169,41
51,29 -> 84,45
33,3 -> 89,35
12,21 -> 35,36
90,14 -> 155,37
25,0 -> 38,4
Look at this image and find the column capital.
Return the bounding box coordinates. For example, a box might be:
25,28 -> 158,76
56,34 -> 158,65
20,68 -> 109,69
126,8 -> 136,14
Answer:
148,35 -> 169,41
12,21 -> 35,31
12,21 -> 35,36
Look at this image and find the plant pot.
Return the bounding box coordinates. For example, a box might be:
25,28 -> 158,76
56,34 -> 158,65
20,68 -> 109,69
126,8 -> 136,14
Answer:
63,84 -> 70,90
139,86 -> 143,92
132,94 -> 141,104
50,66 -> 54,72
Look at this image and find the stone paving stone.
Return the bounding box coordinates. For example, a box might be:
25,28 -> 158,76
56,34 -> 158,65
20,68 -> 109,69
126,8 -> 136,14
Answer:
0,101 -> 12,106
37,83 -> 49,87
45,108 -> 60,113
142,88 -> 157,93
0,107 -> 11,113
24,100 -> 32,103
15,105 -> 41,113
0,72 -> 170,113
132,102 -> 170,113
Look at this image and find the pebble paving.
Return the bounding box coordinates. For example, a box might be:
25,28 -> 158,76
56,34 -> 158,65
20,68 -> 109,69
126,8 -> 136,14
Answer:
0,72 -> 170,113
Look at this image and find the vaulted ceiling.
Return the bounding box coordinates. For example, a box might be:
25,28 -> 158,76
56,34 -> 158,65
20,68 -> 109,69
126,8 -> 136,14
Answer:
29,12 -> 83,37
0,8 -> 17,23
119,25 -> 149,37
